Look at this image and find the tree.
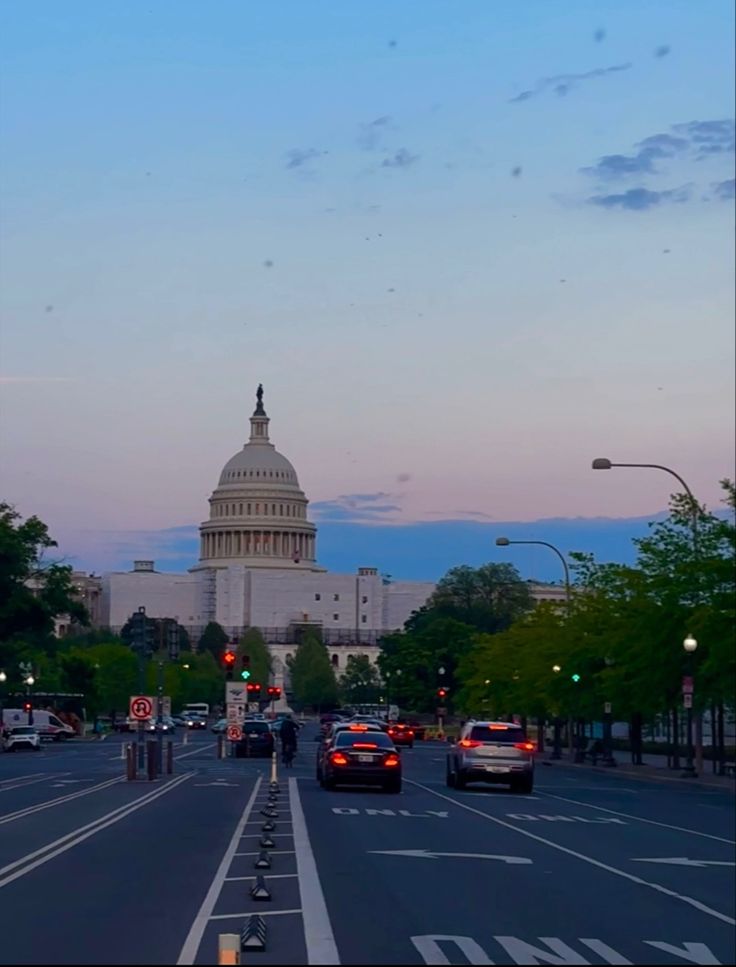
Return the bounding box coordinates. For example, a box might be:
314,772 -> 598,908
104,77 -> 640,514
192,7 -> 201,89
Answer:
427,563 -> 533,633
340,654 -> 381,706
197,621 -> 229,659
289,631 -> 338,711
238,628 -> 272,688
0,503 -> 88,665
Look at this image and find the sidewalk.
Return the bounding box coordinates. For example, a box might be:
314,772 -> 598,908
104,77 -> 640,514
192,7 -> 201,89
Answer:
540,750 -> 736,791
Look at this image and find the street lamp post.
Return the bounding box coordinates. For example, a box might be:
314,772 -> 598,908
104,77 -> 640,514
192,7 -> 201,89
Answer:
682,635 -> 698,777
496,537 -> 572,760
384,669 -> 402,721
0,670 -> 6,732
24,674 -> 35,726
551,665 -> 562,759
593,458 -> 701,775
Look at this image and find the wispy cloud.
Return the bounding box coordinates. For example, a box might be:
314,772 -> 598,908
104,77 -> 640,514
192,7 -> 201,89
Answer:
381,148 -> 419,168
588,185 -> 691,211
285,147 -> 326,169
673,119 -> 735,157
654,44 -> 671,58
357,115 -> 394,151
510,62 -> 631,102
311,492 -> 403,523
713,178 -> 735,200
582,132 -> 689,180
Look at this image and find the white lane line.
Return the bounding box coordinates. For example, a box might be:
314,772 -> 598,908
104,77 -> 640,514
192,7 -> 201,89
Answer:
176,778 -> 261,965
0,773 -> 44,785
0,773 -> 192,887
0,775 -> 123,825
407,780 -> 736,927
234,850 -> 296,857
240,833 -> 294,840
175,743 -> 218,762
0,775 -> 63,792
224,873 -> 298,881
537,790 -> 735,844
210,908 -> 302,920
0,772 -> 48,789
290,777 -> 340,965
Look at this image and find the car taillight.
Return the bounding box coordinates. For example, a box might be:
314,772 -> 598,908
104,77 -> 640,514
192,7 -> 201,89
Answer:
353,742 -> 378,749
514,741 -> 535,752
407,730 -> 414,736
331,752 -> 349,766
458,739 -> 482,748
384,755 -> 400,767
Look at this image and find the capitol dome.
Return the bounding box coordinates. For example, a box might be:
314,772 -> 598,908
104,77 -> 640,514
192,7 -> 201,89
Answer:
196,386 -> 318,570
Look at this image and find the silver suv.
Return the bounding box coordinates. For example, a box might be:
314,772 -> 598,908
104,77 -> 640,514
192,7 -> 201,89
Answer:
446,720 -> 534,793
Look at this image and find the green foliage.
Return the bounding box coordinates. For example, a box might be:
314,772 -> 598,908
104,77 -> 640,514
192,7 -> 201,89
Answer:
0,503 -> 88,663
238,628 -> 272,687
197,621 -> 229,659
427,563 -> 533,633
289,631 -> 338,710
339,654 -> 381,705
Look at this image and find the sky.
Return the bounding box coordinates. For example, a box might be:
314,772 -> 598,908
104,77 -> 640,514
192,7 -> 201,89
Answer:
0,1 -> 734,581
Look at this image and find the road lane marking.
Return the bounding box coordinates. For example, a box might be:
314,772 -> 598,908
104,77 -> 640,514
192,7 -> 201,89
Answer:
632,857 -> 735,868
290,777 -> 340,965
536,791 -> 735,844
0,775 -> 123,825
644,940 -> 724,963
224,873 -> 298,881
177,778 -> 261,965
506,814 -> 626,824
0,773 -> 45,786
210,909 -> 302,919
407,780 -> 736,927
369,849 -> 532,864
0,773 -> 192,887
0,774 -> 62,792
234,850 -> 296,857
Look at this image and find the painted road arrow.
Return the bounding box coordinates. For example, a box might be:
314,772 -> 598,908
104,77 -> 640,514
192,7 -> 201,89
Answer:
632,857 -> 736,868
369,849 -> 532,865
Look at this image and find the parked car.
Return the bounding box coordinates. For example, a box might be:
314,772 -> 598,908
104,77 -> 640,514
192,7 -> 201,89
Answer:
234,721 -> 274,758
2,726 -> 42,752
211,718 -> 228,734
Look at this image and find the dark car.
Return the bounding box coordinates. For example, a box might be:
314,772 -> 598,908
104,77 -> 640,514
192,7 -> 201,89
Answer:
316,722 -> 385,781
180,713 -> 207,730
387,723 -> 415,748
235,721 -> 275,758
320,729 -> 401,793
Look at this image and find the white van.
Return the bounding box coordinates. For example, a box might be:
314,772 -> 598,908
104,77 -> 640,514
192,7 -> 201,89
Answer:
1,709 -> 75,741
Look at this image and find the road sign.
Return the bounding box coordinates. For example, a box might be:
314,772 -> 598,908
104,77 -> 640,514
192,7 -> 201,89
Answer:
682,676 -> 694,694
227,724 -> 242,742
683,693 -> 693,708
436,707 -> 448,716
226,683 -> 247,705
604,702 -> 612,714
129,695 -> 153,720
227,703 -> 245,724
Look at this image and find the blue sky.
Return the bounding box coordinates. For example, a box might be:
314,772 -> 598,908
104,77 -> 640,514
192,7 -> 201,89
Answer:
0,1 -> 733,580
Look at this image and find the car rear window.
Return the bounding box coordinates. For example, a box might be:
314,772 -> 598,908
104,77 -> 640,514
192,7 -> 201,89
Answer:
242,722 -> 270,733
12,727 -> 36,735
335,731 -> 394,749
469,725 -> 526,744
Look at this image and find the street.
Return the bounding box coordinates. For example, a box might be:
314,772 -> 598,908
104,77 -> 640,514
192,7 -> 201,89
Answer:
0,728 -> 733,966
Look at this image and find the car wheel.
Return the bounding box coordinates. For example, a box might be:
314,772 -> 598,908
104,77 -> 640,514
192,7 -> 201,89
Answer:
322,777 -> 335,791
33,745 -> 41,752
455,769 -> 467,790
445,763 -> 456,788
384,779 -> 402,794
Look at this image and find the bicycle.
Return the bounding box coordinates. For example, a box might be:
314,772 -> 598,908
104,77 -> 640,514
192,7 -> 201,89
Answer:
281,742 -> 296,767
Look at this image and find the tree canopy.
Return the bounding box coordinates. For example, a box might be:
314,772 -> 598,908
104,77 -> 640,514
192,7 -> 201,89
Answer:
288,631 -> 338,710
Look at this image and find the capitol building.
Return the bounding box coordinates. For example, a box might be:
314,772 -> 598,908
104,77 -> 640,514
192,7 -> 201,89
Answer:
97,387 -> 567,688
100,388 -> 436,678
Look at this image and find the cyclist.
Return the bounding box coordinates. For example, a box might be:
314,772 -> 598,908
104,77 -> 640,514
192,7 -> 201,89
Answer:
280,715 -> 298,766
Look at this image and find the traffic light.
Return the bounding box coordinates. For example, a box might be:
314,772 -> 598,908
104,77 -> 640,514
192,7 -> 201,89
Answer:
240,654 -> 251,681
571,673 -> 581,683
436,687 -> 448,700
267,686 -> 282,700
223,650 -> 236,680
23,700 -> 32,713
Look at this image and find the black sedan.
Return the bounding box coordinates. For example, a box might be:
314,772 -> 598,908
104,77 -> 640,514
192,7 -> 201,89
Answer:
234,721 -> 274,758
320,730 -> 401,793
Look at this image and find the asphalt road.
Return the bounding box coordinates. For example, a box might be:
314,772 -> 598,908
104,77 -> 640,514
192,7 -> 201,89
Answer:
0,728 -> 733,965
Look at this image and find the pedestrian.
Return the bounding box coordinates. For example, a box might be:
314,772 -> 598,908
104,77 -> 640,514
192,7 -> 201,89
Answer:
280,714 -> 298,766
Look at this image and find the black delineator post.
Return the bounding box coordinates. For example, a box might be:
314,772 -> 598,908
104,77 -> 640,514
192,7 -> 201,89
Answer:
147,740 -> 157,780
126,743 -> 137,781
166,739 -> 174,774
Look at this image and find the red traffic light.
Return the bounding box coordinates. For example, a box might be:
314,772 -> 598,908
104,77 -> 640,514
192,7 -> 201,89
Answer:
23,701 -> 32,713
223,650 -> 236,667
267,686 -> 282,698
436,688 -> 448,699
246,682 -> 262,694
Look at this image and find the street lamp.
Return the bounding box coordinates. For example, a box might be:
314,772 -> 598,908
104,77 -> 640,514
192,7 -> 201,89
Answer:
384,668 -> 402,720
550,665 -> 563,758
593,458 -> 701,771
682,635 -> 698,777
0,670 -> 6,731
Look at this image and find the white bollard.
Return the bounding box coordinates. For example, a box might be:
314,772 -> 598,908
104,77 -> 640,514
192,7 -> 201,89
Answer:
183,729 -> 189,746
270,750 -> 278,785
218,933 -> 241,965
120,741 -> 127,760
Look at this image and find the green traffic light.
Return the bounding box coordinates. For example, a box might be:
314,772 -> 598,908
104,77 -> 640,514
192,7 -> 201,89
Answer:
240,669 -> 251,680
571,673 -> 581,683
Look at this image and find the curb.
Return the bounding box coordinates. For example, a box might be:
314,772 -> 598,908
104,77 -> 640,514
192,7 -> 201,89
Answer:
541,757 -> 736,792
